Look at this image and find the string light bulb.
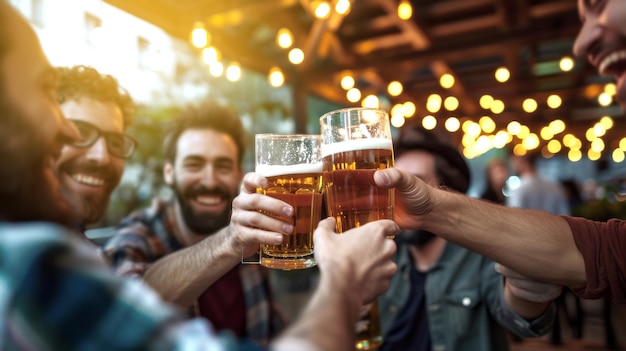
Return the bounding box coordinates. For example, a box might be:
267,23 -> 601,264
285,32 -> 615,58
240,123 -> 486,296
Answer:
341,75 -> 355,90
559,56 -> 575,72
388,81 -> 403,96
288,48 -> 305,64
276,28 -> 293,49
268,67 -> 284,87
398,0 -> 413,20
495,67 -> 510,82
190,21 -> 209,48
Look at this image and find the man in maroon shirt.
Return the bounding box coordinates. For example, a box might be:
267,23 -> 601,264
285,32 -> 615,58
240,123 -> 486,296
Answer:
104,101 -> 283,345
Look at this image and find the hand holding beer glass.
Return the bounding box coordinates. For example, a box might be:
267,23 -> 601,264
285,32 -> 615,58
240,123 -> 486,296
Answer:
254,134 -> 323,270
320,107 -> 394,350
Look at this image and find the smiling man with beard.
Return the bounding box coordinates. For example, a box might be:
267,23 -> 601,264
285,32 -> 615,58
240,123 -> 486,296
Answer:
377,127 -> 561,351
54,65 -> 136,230
0,3 -> 402,350
103,100 -> 284,346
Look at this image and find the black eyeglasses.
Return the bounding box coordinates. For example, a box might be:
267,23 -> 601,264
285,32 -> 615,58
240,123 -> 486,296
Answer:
68,119 -> 137,159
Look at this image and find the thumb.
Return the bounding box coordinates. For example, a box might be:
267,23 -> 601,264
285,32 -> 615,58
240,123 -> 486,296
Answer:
316,217 -> 337,232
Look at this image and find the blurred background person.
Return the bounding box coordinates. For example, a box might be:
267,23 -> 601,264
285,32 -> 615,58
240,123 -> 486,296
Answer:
378,128 -> 560,351
480,157 -> 509,205
507,152 -> 570,216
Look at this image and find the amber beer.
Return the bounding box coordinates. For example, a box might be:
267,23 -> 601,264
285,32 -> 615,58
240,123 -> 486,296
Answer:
322,139 -> 394,350
256,163 -> 323,270
322,139 -> 394,234
320,108 -> 394,351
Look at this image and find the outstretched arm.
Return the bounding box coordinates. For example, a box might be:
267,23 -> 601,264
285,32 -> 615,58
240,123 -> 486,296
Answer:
374,168 -> 587,287
142,172 -> 295,308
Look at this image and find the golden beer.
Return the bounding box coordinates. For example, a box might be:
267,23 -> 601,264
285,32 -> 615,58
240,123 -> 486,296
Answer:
320,108 -> 394,351
322,140 -> 394,234
256,164 -> 323,270
355,300 -> 382,350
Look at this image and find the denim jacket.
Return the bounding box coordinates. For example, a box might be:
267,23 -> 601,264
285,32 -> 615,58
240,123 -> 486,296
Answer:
378,241 -> 556,351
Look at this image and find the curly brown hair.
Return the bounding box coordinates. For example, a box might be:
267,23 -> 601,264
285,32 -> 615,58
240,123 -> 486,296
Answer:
55,65 -> 135,128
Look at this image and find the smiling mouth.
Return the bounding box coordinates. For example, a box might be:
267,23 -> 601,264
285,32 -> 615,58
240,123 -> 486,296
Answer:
598,49 -> 626,76
195,195 -> 222,206
70,173 -> 105,187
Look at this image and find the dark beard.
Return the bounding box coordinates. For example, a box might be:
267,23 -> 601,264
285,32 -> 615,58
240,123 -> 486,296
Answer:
397,229 -> 437,247
0,93 -> 75,228
172,178 -> 233,234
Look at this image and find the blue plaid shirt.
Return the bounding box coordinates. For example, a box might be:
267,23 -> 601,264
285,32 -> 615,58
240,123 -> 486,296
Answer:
0,221 -> 265,350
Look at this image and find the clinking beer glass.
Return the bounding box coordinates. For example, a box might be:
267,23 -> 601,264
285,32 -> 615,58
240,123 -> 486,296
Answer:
254,134 -> 323,270
319,107 -> 394,350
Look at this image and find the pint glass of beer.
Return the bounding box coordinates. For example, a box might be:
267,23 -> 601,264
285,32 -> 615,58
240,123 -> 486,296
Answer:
319,107 -> 394,350
255,134 -> 323,270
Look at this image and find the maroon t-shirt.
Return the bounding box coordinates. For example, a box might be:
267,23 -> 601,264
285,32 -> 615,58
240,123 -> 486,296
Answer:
564,216 -> 626,303
197,265 -> 247,337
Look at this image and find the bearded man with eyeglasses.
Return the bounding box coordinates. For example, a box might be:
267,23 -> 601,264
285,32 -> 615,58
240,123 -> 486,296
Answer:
54,65 -> 136,230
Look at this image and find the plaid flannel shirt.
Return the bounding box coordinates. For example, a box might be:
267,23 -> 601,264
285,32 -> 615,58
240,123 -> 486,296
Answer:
0,221 -> 265,351
102,198 -> 284,346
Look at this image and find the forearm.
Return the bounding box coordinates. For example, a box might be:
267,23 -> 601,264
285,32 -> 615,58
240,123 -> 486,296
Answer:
425,189 -> 586,286
272,269 -> 361,351
503,282 -> 551,319
143,227 -> 240,308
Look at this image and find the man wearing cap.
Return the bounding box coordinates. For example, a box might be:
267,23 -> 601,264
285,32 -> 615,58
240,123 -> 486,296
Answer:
378,128 -> 561,351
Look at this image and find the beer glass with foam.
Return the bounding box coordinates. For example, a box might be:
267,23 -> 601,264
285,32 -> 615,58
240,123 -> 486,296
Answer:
319,107 -> 394,350
255,134 -> 323,270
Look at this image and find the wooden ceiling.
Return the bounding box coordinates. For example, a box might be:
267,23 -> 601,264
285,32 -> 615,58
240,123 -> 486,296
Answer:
104,0 -> 625,153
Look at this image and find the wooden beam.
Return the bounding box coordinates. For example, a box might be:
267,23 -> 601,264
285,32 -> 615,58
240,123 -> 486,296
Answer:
301,1 -> 347,70
374,0 -> 431,49
429,14 -> 502,37
428,0 -> 495,17
529,0 -> 578,18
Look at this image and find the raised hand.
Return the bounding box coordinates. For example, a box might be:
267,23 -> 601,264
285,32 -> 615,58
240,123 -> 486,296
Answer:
229,172 -> 295,258
313,217 -> 399,304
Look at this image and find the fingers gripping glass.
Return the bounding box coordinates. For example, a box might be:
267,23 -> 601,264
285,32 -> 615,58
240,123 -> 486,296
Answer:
69,119 -> 137,159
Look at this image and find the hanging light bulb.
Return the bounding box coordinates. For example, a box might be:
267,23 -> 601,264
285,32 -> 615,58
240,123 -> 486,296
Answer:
341,75 -> 355,90
346,88 -> 361,103
313,1 -> 331,19
209,61 -> 223,77
335,0 -> 351,15
202,46 -> 221,65
288,48 -> 304,65
440,74 -> 455,89
276,28 -> 293,49
268,67 -> 284,87
495,67 -> 510,82
559,56 -> 575,72
190,21 -> 209,48
362,94 -> 380,109
398,0 -> 413,20
226,62 -> 241,81
387,81 -> 403,96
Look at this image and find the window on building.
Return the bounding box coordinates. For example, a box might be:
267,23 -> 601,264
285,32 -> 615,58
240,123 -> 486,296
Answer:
84,12 -> 102,45
31,0 -> 45,27
137,36 -> 150,68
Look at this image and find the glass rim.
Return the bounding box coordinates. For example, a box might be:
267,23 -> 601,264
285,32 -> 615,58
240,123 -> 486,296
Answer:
255,133 -> 321,140
318,107 -> 388,121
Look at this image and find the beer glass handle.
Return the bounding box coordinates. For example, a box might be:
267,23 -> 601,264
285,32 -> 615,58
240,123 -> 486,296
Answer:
241,248 -> 261,265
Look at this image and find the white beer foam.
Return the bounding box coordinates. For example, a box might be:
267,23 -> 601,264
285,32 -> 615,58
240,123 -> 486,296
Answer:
256,163 -> 323,177
321,138 -> 393,157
